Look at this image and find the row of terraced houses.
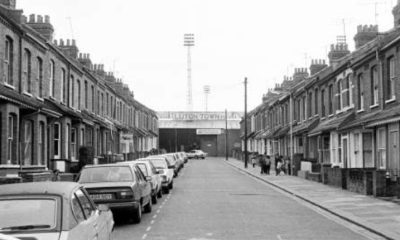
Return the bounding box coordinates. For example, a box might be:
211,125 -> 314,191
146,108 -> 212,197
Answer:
0,0 -> 158,178
242,1 -> 400,197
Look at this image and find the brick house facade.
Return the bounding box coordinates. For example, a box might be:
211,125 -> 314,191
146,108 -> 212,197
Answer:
0,0 -> 158,176
242,2 -> 400,196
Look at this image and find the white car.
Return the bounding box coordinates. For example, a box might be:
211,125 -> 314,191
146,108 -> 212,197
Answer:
135,159 -> 163,204
187,150 -> 207,159
146,157 -> 174,194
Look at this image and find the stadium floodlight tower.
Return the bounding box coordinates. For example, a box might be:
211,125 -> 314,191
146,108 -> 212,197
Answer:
203,85 -> 210,112
184,33 -> 195,112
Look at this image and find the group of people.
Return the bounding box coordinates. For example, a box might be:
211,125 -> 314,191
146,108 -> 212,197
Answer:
250,154 -> 290,176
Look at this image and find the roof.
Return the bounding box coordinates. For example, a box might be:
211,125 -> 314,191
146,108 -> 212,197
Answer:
272,125 -> 290,139
292,118 -> 319,136
365,105 -> 400,128
0,86 -> 43,109
0,181 -> 79,196
308,111 -> 354,137
338,110 -> 381,131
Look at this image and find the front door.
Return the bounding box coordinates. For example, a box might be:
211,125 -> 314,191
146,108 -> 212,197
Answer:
389,130 -> 399,171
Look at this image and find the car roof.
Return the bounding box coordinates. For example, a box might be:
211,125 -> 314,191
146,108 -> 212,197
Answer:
0,181 -> 80,196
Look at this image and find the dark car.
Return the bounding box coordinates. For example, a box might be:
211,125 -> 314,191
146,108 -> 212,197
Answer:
0,182 -> 114,240
78,164 -> 152,223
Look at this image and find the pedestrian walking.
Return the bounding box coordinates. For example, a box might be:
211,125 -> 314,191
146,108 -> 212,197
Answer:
251,153 -> 257,168
276,155 -> 283,176
265,155 -> 271,175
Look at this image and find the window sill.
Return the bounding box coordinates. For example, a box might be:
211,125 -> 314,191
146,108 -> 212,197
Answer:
385,98 -> 396,104
356,109 -> 365,113
36,96 -> 44,102
4,82 -> 15,90
370,104 -> 379,109
23,91 -> 32,97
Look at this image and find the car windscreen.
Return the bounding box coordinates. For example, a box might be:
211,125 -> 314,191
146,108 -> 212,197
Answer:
149,159 -> 168,169
136,163 -> 149,176
0,198 -> 57,232
79,166 -> 133,183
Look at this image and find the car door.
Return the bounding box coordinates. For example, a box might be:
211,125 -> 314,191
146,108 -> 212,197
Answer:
68,191 -> 97,240
135,166 -> 151,203
75,189 -> 109,240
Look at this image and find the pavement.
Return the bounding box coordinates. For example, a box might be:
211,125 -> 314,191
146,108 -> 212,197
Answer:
226,158 -> 400,240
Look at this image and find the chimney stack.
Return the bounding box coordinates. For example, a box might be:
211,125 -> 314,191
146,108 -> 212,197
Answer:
354,25 -> 378,49
56,39 -> 79,59
26,14 -> 54,41
328,43 -> 350,67
309,59 -> 328,75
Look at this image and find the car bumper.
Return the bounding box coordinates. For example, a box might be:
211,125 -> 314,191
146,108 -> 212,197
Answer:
105,201 -> 140,211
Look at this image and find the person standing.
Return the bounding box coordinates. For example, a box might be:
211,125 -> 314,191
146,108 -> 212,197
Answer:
259,154 -> 266,174
251,153 -> 257,168
265,155 -> 271,175
276,156 -> 282,176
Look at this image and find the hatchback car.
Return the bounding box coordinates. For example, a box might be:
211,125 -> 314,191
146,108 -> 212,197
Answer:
78,164 -> 152,223
146,156 -> 174,194
187,149 -> 207,159
0,182 -> 114,240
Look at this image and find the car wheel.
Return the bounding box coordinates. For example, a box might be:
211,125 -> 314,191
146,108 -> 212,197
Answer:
164,187 -> 170,194
152,194 -> 158,204
157,189 -> 163,198
132,204 -> 142,224
144,198 -> 152,213
169,181 -> 173,189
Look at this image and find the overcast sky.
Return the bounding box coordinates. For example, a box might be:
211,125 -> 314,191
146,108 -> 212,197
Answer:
18,0 -> 397,112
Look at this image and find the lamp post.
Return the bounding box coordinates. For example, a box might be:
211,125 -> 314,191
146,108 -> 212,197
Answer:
244,77 -> 248,168
184,33 -> 194,112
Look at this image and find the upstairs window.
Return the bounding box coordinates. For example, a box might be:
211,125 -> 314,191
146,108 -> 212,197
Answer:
70,75 -> 75,108
77,80 -> 81,110
84,81 -> 88,109
308,92 -> 312,118
314,88 -> 318,116
37,58 -> 43,98
5,37 -> 13,85
321,88 -> 325,117
342,75 -> 350,108
328,85 -> 333,115
91,86 -> 95,112
61,68 -> 66,103
357,74 -> 364,110
387,56 -> 396,100
336,80 -> 342,111
49,60 -> 55,98
23,49 -> 32,93
371,66 -> 379,106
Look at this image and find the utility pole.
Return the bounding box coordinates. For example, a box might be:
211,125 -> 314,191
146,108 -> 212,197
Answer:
244,78 -> 248,168
184,33 -> 194,112
225,109 -> 228,161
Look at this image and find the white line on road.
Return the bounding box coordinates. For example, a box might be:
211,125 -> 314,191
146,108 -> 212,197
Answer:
277,235 -> 284,240
151,220 -> 155,225
157,209 -> 160,213
153,214 -> 157,219
142,234 -> 147,239
146,226 -> 151,232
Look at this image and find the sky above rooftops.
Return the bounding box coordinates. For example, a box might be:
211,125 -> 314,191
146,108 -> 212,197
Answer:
18,0 -> 396,112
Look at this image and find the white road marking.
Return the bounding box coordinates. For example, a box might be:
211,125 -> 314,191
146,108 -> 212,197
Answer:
146,226 -> 151,232
159,205 -> 163,209
277,235 -> 283,240
142,233 -> 147,239
153,214 -> 157,219
157,209 -> 161,213
150,220 -> 155,225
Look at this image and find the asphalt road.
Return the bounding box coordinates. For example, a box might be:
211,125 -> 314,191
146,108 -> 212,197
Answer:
112,157 -> 380,240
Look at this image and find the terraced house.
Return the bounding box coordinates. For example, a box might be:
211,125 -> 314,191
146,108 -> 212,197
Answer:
242,1 -> 400,197
0,0 -> 158,177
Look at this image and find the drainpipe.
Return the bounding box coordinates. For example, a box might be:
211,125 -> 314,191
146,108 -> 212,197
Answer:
290,93 -> 294,176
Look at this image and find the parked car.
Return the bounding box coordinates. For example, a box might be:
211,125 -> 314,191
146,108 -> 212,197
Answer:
165,153 -> 184,172
78,164 -> 152,223
187,150 -> 207,159
161,154 -> 179,177
0,182 -> 114,240
179,152 -> 188,163
132,159 -> 163,204
146,156 -> 174,194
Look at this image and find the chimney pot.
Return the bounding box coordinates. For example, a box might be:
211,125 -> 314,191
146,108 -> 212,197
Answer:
60,39 -> 64,46
29,14 -> 35,23
72,39 -> 76,46
37,15 -> 43,23
45,15 -> 50,23
66,39 -> 70,46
